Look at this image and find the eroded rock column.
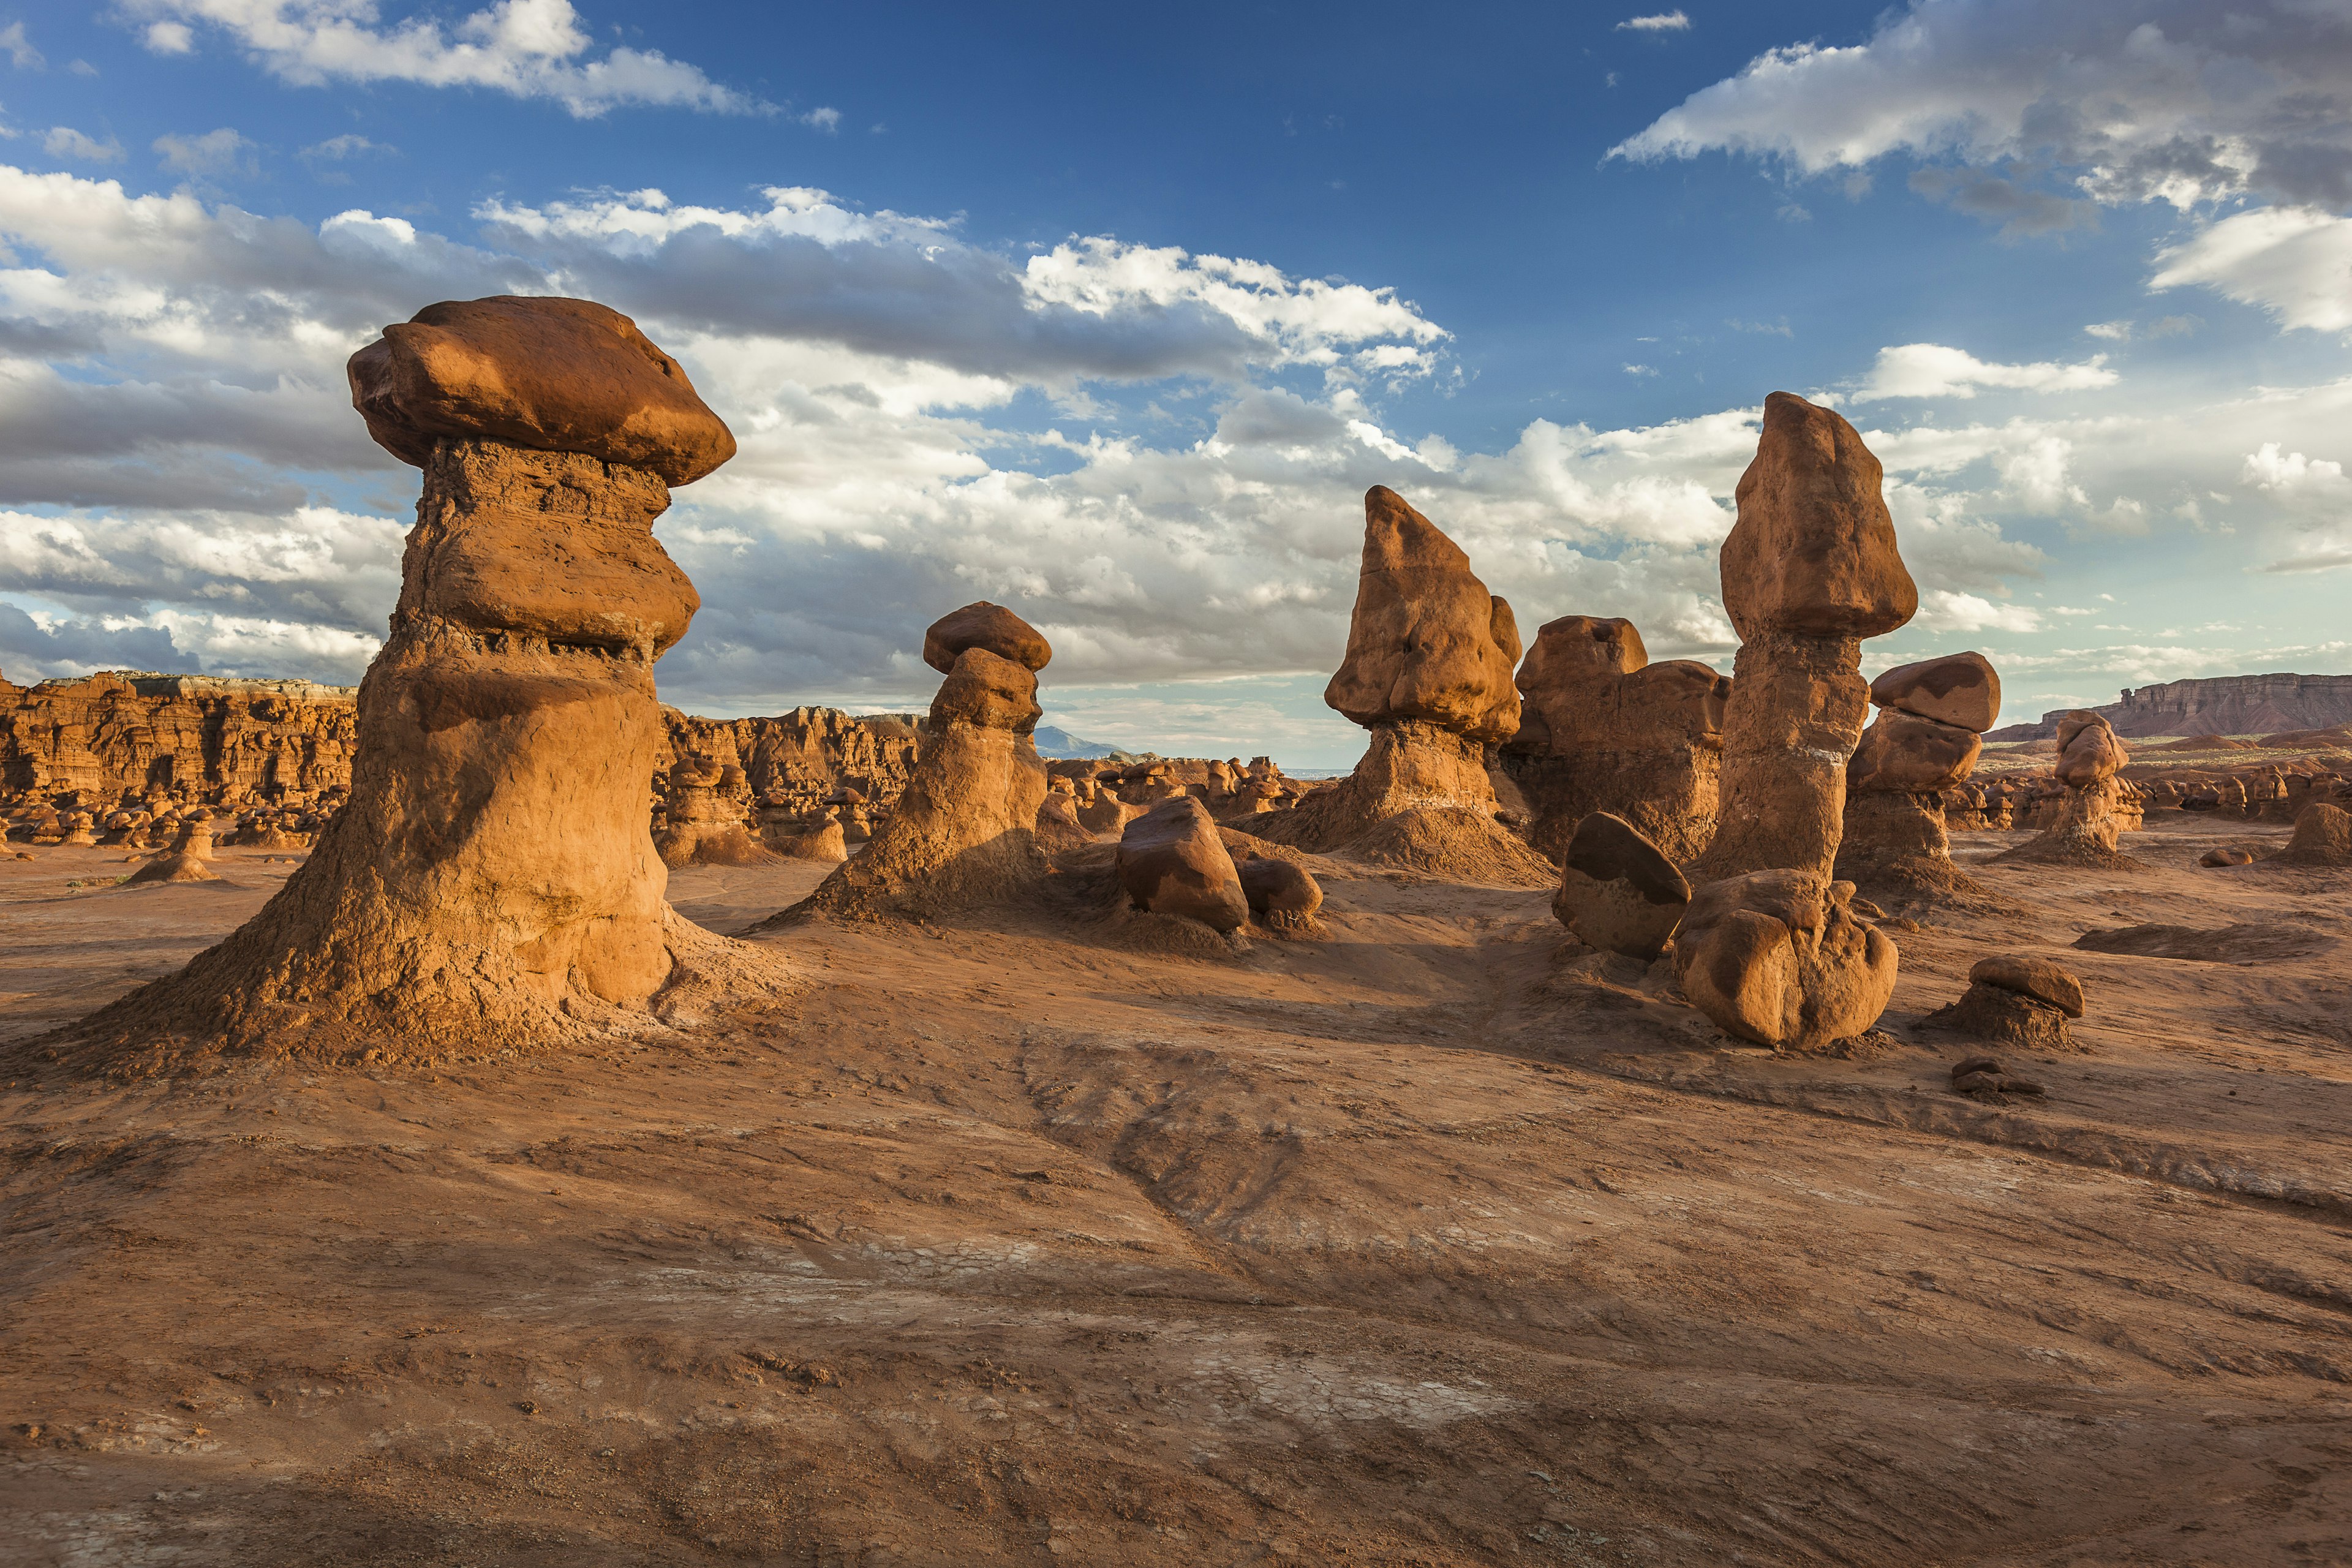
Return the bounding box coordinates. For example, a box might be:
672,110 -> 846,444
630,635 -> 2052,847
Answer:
81,296 -> 739,1058
1834,650 -> 2001,905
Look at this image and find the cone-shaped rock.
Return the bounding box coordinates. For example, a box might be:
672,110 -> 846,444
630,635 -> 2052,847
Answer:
1324,486 -> 1521,743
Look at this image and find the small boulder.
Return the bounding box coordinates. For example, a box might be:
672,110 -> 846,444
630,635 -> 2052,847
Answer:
2199,846 -> 2255,867
1118,797 -> 1248,933
1949,1055 -> 2046,1099
1968,955 -> 2084,1018
1552,812 -> 1690,962
1927,976 -> 2081,1054
1237,856 -> 1323,932
1870,651 -> 2001,733
922,602 -> 1053,676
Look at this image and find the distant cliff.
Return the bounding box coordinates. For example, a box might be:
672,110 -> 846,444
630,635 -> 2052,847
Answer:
1986,673 -> 2352,741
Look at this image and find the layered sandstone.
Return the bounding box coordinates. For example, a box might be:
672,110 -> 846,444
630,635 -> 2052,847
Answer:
1986,672 -> 2352,741
1998,710 -> 2135,867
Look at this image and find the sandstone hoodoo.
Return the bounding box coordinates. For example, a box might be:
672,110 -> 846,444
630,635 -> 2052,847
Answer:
1552,811 -> 1691,962
1116,796 -> 1248,934
1697,393 -> 1918,884
1256,486 -> 1551,886
1835,650 -> 2001,906
121,816 -> 220,888
1672,868 -> 1899,1050
1502,616 -> 1731,865
77,295 -> 755,1060
1928,956 -> 2087,1053
774,605 -> 1052,922
1999,709 -> 2135,867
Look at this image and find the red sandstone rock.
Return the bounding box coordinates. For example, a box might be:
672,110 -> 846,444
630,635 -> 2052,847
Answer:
1324,486 -> 1521,744
922,603 -> 1052,676
1552,812 -> 1690,961
349,296 -> 736,485
1673,869 -> 1897,1050
1118,797 -> 1248,933
1720,394 -> 1919,641
1871,651 -> 2000,733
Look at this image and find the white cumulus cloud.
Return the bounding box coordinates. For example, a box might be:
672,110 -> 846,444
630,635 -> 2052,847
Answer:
1616,11 -> 1690,31
1852,342 -> 2117,401
2150,206 -> 2352,333
119,0 -> 767,118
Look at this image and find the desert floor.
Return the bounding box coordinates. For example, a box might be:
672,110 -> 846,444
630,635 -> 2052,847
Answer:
1,818 -> 2348,1566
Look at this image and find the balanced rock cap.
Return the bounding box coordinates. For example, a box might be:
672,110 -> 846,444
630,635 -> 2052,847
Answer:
923,601 -> 1053,676
349,296 -> 737,486
1968,954 -> 2085,1018
1871,650 -> 2001,733
1721,393 -> 1918,641
2054,710 -> 2125,788
1847,708 -> 1982,793
1516,616 -> 1648,699
1324,486 -> 1522,743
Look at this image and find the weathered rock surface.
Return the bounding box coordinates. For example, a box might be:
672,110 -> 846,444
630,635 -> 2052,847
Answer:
1117,797 -> 1249,933
0,669 -> 356,804
75,297 -> 764,1062
1928,977 -> 2082,1054
1698,394 -> 1917,884
1552,812 -> 1690,962
1502,616 -> 1730,865
1672,869 -> 1898,1050
348,295 -> 736,484
1969,955 -> 2085,1017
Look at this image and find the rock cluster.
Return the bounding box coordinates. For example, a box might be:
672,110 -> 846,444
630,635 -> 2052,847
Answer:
1501,616 -> 1730,864
775,603 -> 1052,922
654,757 -> 776,867
1697,393 -> 1917,884
1928,956 -> 2086,1053
78,296 -> 753,1060
1256,488 -> 1551,885
1950,1055 -> 2046,1100
1835,651 -> 2001,905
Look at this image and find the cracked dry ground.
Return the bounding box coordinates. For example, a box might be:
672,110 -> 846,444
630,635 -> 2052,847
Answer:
2,816 -> 2349,1566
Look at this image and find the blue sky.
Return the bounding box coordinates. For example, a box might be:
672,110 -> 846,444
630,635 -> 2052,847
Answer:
1,1 -> 2348,766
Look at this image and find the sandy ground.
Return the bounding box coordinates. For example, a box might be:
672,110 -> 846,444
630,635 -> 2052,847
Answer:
1,822 -> 2348,1566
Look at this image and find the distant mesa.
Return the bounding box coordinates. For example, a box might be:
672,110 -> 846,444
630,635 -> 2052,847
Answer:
1986,673 -> 2352,741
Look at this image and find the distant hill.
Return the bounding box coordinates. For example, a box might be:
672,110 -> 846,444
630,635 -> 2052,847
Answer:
1985,673 -> 2352,741
1033,725 -> 1121,760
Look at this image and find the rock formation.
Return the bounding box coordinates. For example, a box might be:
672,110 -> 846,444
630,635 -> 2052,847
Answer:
1835,651 -> 2001,907
1501,616 -> 1731,864
122,817 -> 219,887
1117,796 -> 1248,933
1672,869 -> 1898,1050
1254,487 -> 1551,885
77,295 -> 758,1061
654,757 -> 775,867
1927,956 -> 2086,1052
1998,710 -> 2135,867
1552,812 -> 1691,962
1985,671 -> 2352,741
0,669 -> 356,807
2273,801 -> 2352,866
1696,393 -> 1918,884
773,605 -> 1052,922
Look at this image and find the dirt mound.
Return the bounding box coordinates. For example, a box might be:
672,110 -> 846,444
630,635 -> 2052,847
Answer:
1341,806 -> 1556,886
2073,922 -> 2334,963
